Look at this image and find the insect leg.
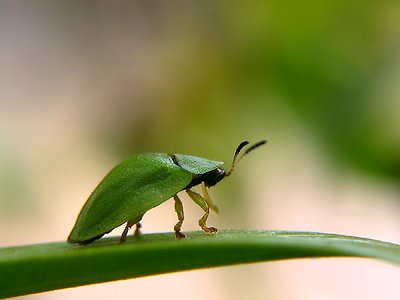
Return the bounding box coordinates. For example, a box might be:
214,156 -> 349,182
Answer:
174,195 -> 186,239
201,182 -> 219,214
134,222 -> 142,238
186,189 -> 218,234
120,214 -> 143,243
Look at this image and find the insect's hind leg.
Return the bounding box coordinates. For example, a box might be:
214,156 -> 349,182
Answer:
120,215 -> 143,243
186,188 -> 218,234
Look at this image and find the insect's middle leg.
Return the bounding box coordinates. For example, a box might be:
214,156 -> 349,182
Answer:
174,195 -> 185,239
186,188 -> 218,234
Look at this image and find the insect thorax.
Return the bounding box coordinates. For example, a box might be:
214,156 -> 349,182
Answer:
185,168 -> 226,189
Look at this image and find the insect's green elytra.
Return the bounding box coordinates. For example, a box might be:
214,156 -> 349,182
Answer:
68,140 -> 267,245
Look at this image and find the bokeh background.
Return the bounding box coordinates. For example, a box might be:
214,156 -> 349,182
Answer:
1,1 -> 399,299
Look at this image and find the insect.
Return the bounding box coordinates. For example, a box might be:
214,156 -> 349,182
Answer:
68,140 -> 267,245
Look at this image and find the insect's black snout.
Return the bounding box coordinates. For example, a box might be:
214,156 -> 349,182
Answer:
204,168 -> 226,187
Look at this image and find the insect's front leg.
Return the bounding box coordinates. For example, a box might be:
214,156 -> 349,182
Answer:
201,182 -> 219,214
186,189 -> 218,234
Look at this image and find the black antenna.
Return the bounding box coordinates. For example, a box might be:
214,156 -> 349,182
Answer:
233,141 -> 249,163
244,140 -> 267,155
226,140 -> 267,177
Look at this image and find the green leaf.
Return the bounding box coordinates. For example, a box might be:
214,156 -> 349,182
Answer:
0,230 -> 399,299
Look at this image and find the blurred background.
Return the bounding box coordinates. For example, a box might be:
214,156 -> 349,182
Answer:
1,1 -> 399,299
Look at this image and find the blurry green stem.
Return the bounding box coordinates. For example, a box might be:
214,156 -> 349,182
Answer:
0,230 -> 399,299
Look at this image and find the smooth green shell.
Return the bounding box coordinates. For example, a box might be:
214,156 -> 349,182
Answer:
68,153 -> 223,243
173,154 -> 223,175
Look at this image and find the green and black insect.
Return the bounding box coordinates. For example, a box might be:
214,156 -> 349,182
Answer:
68,140 -> 267,245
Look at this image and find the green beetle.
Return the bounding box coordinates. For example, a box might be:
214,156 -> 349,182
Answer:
68,140 -> 266,245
